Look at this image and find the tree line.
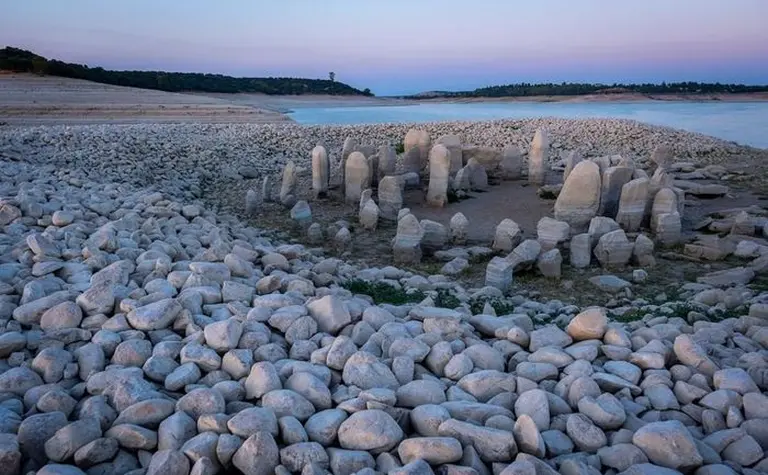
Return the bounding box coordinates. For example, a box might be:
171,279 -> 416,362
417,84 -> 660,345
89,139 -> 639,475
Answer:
411,81 -> 768,99
0,47 -> 373,96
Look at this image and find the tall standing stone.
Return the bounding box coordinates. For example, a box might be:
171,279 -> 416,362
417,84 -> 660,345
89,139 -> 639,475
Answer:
345,152 -> 370,204
570,233 -> 591,268
615,178 -> 650,232
554,160 -> 602,233
493,219 -> 523,253
404,129 -> 431,171
450,213 -> 469,244
312,145 -> 330,199
378,176 -> 403,221
378,146 -> 397,181
528,129 -> 548,185
280,161 -> 297,206
563,151 -> 583,183
655,212 -> 682,247
367,154 -> 379,189
435,134 -> 463,174
598,166 -> 634,218
651,145 -> 673,170
651,188 -> 678,233
261,175 -> 273,203
426,145 -> 451,207
500,145 -> 523,180
420,220 -> 447,255
486,257 -> 514,294
393,214 -> 424,264
340,137 -> 358,193
245,189 -> 259,215
466,158 -> 488,191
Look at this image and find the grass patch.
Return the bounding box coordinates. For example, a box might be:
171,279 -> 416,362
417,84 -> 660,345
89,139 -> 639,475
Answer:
469,297 -> 516,316
434,289 -> 461,309
394,142 -> 405,154
608,308 -> 648,323
342,279 -> 425,305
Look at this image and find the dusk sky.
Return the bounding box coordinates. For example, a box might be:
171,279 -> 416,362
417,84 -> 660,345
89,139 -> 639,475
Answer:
2,0 -> 768,95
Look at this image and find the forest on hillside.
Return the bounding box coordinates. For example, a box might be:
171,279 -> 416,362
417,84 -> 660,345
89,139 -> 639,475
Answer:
0,47 -> 373,96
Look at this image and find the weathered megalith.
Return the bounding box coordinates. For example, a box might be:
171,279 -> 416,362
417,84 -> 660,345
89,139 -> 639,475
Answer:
570,233 -> 591,268
528,129 -> 548,185
537,217 -> 570,251
594,229 -> 634,268
486,257 -> 514,293
492,219 -> 523,253
290,200 -> 312,226
367,154 -> 378,189
435,134 -> 463,174
280,161 -> 297,206
651,144 -> 673,170
420,220 -> 447,255
500,145 -> 523,180
340,137 -> 358,192
261,175 -> 274,202
378,145 -> 397,181
345,152 -> 370,204
462,146 -> 503,172
537,249 -> 562,278
404,129 -> 431,171
563,150 -> 583,183
245,189 -> 259,215
554,160 -> 601,232
651,188 -> 678,233
426,145 -> 452,207
598,166 -> 634,218
508,239 -> 542,272
615,177 -> 650,232
393,213 -> 423,264
655,212 -> 682,247
312,145 -> 330,199
466,158 -> 488,191
378,176 -> 403,221
359,199 -> 380,231
450,212 -> 469,244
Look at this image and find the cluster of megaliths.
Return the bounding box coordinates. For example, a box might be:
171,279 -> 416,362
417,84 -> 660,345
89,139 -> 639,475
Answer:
249,129 -> 683,293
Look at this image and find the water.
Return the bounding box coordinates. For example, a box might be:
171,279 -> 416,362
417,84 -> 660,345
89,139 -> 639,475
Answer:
289,101 -> 768,149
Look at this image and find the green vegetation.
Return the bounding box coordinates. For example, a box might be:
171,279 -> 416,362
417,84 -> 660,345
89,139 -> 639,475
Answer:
343,280 -> 425,305
409,82 -> 768,99
0,47 -> 373,96
394,142 -> 405,154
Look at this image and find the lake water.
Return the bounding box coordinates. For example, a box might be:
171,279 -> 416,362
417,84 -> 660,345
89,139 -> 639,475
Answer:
289,101 -> 768,149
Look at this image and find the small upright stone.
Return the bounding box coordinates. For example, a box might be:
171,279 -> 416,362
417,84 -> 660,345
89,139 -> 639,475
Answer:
615,178 -> 650,232
420,220 -> 447,255
378,176 -> 403,221
426,144 -> 451,207
528,129 -> 548,185
594,229 -> 633,268
393,214 -> 424,264
435,134 -> 463,174
651,188 -> 678,233
570,233 -> 591,268
340,137 -> 358,191
311,145 -> 330,198
245,189 -> 259,215
599,166 -> 634,218
651,145 -> 673,170
345,152 -> 370,204
450,213 -> 469,245
280,161 -> 298,206
290,201 -> 312,227
493,219 -> 522,253
404,129 -> 431,171
500,145 -> 523,180
554,160 -> 602,232
359,199 -> 380,231
261,175 -> 274,203
378,145 -> 396,181
563,150 -> 582,183
654,212 -> 682,247
486,257 -> 514,293
466,159 -> 488,191
537,217 -> 570,251
537,249 -> 562,278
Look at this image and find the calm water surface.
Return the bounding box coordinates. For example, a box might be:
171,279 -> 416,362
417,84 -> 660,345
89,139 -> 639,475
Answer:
289,102 -> 768,149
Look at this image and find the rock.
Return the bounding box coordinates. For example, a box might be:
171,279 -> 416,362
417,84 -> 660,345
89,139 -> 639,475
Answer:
594,229 -> 633,268
537,217 -> 570,251
435,135 -> 463,173
515,390 -> 550,431
566,307 -> 608,340
420,219 -> 447,255
45,419 -> 102,462
616,178 -> 650,232
449,213 -> 469,244
493,219 -> 523,253
438,418 -> 517,462
312,145 -> 330,198
233,432 -> 280,475
566,414 -> 607,452
126,298 -> 182,331
379,175 -> 403,221
599,166 -> 634,218
290,201 -> 312,226
146,449 -> 190,475
394,214 -> 424,264
570,233 -> 592,268
554,160 -> 601,232
405,129 -> 431,171
345,151 -> 370,204
427,144 -> 451,207
342,351 -> 399,390
500,145 -> 523,180
632,420 -> 703,470
485,257 -> 514,294
513,415 -> 545,457
537,249 -> 562,278
337,410 -> 403,453
508,239 -> 542,272
654,212 -> 682,247
397,437 -> 463,465
697,267 -> 754,287
528,129 -> 548,185
280,161 -> 298,206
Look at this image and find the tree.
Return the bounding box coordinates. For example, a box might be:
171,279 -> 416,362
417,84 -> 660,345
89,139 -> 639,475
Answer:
329,72 -> 335,82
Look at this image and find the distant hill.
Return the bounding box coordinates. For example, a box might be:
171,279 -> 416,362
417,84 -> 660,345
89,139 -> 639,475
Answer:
0,47 -> 373,96
410,82 -> 768,99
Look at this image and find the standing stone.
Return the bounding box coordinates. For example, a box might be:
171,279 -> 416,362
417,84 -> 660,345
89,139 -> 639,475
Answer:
404,129 -> 431,171
420,220 -> 447,255
528,129 -> 548,185
345,152 -> 370,204
508,240 -> 542,271
245,190 -> 259,215
655,213 -> 682,247
594,229 -> 634,268
616,178 -> 650,232
537,249 -> 562,278
450,213 -> 469,245
554,160 -> 602,232
403,148 -> 422,175
598,166 -> 634,218
486,257 -> 514,293
340,137 -> 358,193
466,159 -> 488,191
570,233 -> 591,268
633,233 -> 656,267
435,135 -> 463,174
367,155 -> 379,189
261,175 -> 274,203
537,217 -> 570,251
563,150 -> 583,183
290,201 -> 312,227
359,200 -> 380,231
393,214 -> 424,264
427,145 -> 451,207
651,145 -> 673,170
280,161 -> 297,206
500,145 -> 523,180
312,146 -> 330,199
378,146 -> 397,181
651,188 -> 678,233
307,223 -> 324,244
493,219 -> 523,253
378,176 -> 403,221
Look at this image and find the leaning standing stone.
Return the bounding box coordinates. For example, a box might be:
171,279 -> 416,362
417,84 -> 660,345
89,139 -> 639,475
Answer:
570,233 -> 591,268
340,137 -> 358,193
359,199 -> 380,231
654,212 -> 682,247
426,145 -> 451,207
563,150 -> 582,183
651,188 -> 677,233
598,166 -> 634,218
280,161 -> 297,206
450,212 -> 469,244
261,175 -> 273,203
651,144 -> 673,170
435,134 -> 463,174
345,152 -> 370,204
554,160 -> 601,232
528,128 -> 548,185
594,229 -> 634,268
615,177 -> 650,232
245,189 -> 259,215
486,257 -> 514,293
404,129 -> 431,170
378,145 -> 396,181
393,214 -> 424,264
311,145 -> 330,199
378,176 -> 403,221
500,145 -> 523,180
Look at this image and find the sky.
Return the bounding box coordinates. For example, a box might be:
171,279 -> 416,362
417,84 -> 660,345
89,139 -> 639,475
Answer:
2,0 -> 768,96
